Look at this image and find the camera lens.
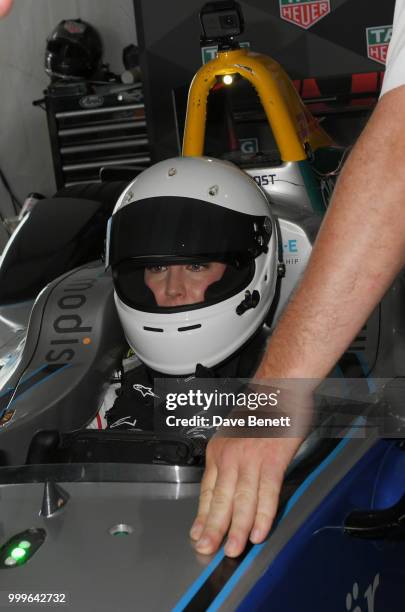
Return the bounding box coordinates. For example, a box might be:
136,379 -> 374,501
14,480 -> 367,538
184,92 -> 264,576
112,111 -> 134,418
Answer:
219,14 -> 237,29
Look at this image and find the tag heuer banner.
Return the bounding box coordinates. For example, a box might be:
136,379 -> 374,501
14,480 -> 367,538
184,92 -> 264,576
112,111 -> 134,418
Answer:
280,0 -> 331,30
366,25 -> 393,65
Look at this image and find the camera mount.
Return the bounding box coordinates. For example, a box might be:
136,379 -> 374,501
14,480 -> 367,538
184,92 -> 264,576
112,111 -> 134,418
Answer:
199,1 -> 245,50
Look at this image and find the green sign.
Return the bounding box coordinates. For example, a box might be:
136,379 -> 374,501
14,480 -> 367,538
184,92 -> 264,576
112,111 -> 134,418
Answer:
201,41 -> 250,65
240,138 -> 259,154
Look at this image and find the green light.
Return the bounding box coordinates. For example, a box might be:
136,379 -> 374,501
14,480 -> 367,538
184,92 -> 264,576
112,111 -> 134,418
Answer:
18,540 -> 31,550
10,547 -> 26,560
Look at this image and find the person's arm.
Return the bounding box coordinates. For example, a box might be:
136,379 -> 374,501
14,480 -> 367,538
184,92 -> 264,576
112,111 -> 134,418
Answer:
258,86 -> 405,381
191,84 -> 405,557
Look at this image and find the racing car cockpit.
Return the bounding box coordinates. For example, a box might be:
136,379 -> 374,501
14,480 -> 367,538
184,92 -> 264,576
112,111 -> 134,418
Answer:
0,3 -> 404,608
0,154 -> 319,464
0,151 -> 403,612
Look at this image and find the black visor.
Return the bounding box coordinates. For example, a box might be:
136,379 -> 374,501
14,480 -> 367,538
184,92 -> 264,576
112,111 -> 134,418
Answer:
108,196 -> 271,268
113,260 -> 255,313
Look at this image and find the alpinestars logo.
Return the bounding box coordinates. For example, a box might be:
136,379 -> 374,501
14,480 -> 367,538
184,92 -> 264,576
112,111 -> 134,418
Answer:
132,384 -> 159,399
279,0 -> 330,30
366,25 -> 392,65
110,416 -> 138,429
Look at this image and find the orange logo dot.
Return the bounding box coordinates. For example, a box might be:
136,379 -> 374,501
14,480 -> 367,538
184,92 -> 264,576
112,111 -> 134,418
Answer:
82,337 -> 92,345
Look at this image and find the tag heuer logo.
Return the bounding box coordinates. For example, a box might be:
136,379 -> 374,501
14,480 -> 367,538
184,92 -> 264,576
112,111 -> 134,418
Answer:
366,25 -> 392,65
280,0 -> 330,30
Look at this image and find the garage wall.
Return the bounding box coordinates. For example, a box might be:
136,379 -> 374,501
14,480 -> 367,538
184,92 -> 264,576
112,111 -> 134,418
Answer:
0,0 -> 137,250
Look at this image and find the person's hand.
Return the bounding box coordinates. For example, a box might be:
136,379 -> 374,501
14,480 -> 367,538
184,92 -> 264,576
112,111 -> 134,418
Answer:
0,0 -> 13,18
190,435 -> 303,557
190,381 -> 314,557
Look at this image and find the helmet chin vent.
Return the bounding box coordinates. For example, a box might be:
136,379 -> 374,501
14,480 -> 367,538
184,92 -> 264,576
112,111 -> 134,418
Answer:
143,326 -> 164,332
178,324 -> 202,332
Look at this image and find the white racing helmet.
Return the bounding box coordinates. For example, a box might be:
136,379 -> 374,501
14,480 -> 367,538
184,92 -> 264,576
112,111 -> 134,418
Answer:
107,156 -> 279,375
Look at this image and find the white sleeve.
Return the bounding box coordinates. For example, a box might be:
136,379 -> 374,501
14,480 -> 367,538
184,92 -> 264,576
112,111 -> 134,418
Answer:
87,382 -> 120,429
381,0 -> 405,96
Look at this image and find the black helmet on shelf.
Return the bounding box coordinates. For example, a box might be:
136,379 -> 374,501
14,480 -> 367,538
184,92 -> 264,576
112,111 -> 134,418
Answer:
45,19 -> 103,80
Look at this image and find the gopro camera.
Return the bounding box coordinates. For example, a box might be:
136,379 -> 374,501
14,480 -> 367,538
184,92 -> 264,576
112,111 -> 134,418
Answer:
200,1 -> 244,49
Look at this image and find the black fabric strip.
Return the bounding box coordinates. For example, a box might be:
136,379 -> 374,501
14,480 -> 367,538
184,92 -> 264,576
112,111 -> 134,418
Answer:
183,549 -> 252,612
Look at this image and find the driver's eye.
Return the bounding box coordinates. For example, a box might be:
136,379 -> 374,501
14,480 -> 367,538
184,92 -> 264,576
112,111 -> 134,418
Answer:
188,263 -> 209,272
145,265 -> 168,273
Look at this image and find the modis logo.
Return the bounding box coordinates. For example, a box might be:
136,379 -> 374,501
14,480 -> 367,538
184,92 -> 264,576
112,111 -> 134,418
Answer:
366,25 -> 392,65
279,0 -> 330,30
45,278 -> 96,365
